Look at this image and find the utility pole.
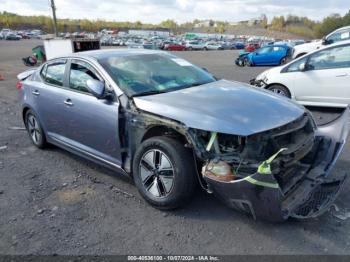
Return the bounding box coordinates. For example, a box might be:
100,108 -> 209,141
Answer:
50,0 -> 58,36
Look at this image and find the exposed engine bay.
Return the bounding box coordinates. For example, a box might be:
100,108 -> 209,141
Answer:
196,109 -> 349,221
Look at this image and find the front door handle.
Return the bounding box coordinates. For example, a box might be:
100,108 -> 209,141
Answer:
32,90 -> 40,96
336,74 -> 348,77
64,99 -> 73,106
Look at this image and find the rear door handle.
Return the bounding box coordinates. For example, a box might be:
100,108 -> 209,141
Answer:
64,99 -> 73,106
32,90 -> 40,96
336,74 -> 348,77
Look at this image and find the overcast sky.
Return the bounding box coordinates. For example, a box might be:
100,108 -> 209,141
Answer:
1,0 -> 349,23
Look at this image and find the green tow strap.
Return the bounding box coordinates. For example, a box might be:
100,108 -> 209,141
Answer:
206,132 -> 217,151
257,148 -> 287,175
244,176 -> 280,189
244,148 -> 288,189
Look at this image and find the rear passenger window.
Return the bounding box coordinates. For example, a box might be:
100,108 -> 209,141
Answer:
69,61 -> 100,93
42,62 -> 66,86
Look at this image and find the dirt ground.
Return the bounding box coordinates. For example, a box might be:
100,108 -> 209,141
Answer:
0,39 -> 350,255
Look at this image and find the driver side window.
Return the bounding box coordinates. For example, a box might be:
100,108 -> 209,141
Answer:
308,45 -> 350,70
327,29 -> 350,43
258,47 -> 271,54
69,60 -> 100,93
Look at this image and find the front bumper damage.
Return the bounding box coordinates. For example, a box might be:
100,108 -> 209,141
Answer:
249,78 -> 267,88
202,107 -> 349,222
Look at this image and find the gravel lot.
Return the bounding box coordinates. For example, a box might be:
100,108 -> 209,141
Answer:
0,39 -> 350,255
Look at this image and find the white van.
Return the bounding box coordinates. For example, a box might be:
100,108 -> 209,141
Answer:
292,26 -> 350,59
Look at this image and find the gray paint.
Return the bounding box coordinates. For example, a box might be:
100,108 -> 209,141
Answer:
134,79 -> 305,136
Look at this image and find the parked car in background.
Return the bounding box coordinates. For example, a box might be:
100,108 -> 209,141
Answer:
204,42 -> 223,50
127,43 -> 158,50
236,45 -> 291,66
293,26 -> 350,59
251,40 -> 350,108
5,33 -> 21,40
245,43 -> 260,52
290,39 -> 306,46
165,43 -> 186,51
0,28 -> 11,39
17,49 -> 349,222
185,41 -> 205,50
232,42 -> 245,49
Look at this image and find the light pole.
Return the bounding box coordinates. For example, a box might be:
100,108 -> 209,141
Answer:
50,0 -> 58,36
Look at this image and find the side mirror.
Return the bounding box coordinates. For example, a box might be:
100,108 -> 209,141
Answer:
322,37 -> 332,45
86,79 -> 105,99
298,62 -> 306,72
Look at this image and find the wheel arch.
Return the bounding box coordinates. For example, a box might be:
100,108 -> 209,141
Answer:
21,105 -> 48,134
22,106 -> 31,122
141,125 -> 189,146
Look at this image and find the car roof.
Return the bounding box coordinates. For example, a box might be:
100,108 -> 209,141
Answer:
332,25 -> 350,33
266,44 -> 289,48
71,49 -> 166,60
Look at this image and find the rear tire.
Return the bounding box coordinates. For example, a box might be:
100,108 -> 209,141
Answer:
267,84 -> 291,98
133,136 -> 197,210
25,109 -> 47,149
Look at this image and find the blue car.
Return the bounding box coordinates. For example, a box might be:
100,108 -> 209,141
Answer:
235,45 -> 291,66
232,42 -> 245,49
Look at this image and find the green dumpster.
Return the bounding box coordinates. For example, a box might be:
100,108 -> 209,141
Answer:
32,45 -> 46,64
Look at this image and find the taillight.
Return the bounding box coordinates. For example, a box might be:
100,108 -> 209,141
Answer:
16,81 -> 23,89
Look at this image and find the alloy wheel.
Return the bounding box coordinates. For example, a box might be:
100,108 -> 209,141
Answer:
271,88 -> 287,97
139,149 -> 175,198
27,114 -> 41,145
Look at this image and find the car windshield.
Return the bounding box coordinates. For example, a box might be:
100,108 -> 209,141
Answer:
99,53 -> 215,96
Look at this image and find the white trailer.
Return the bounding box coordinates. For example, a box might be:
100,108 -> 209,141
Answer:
43,38 -> 100,60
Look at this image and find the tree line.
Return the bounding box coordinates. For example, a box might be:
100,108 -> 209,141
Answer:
0,10 -> 349,38
269,12 -> 350,38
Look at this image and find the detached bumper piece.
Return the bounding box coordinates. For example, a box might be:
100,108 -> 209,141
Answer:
291,178 -> 345,218
249,78 -> 266,87
203,107 -> 349,222
235,57 -> 245,67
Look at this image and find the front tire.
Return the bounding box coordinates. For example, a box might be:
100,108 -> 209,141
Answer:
25,109 -> 47,148
244,57 -> 253,67
267,84 -> 291,98
133,137 -> 197,210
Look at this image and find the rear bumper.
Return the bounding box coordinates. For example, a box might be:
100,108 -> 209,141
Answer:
204,107 -> 349,221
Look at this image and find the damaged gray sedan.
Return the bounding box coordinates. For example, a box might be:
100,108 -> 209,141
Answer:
17,49 -> 349,222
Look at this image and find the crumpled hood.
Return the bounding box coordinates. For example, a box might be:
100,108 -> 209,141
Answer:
133,80 -> 305,136
239,51 -> 250,57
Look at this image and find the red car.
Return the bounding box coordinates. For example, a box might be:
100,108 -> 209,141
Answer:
165,43 -> 186,51
245,43 -> 260,53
